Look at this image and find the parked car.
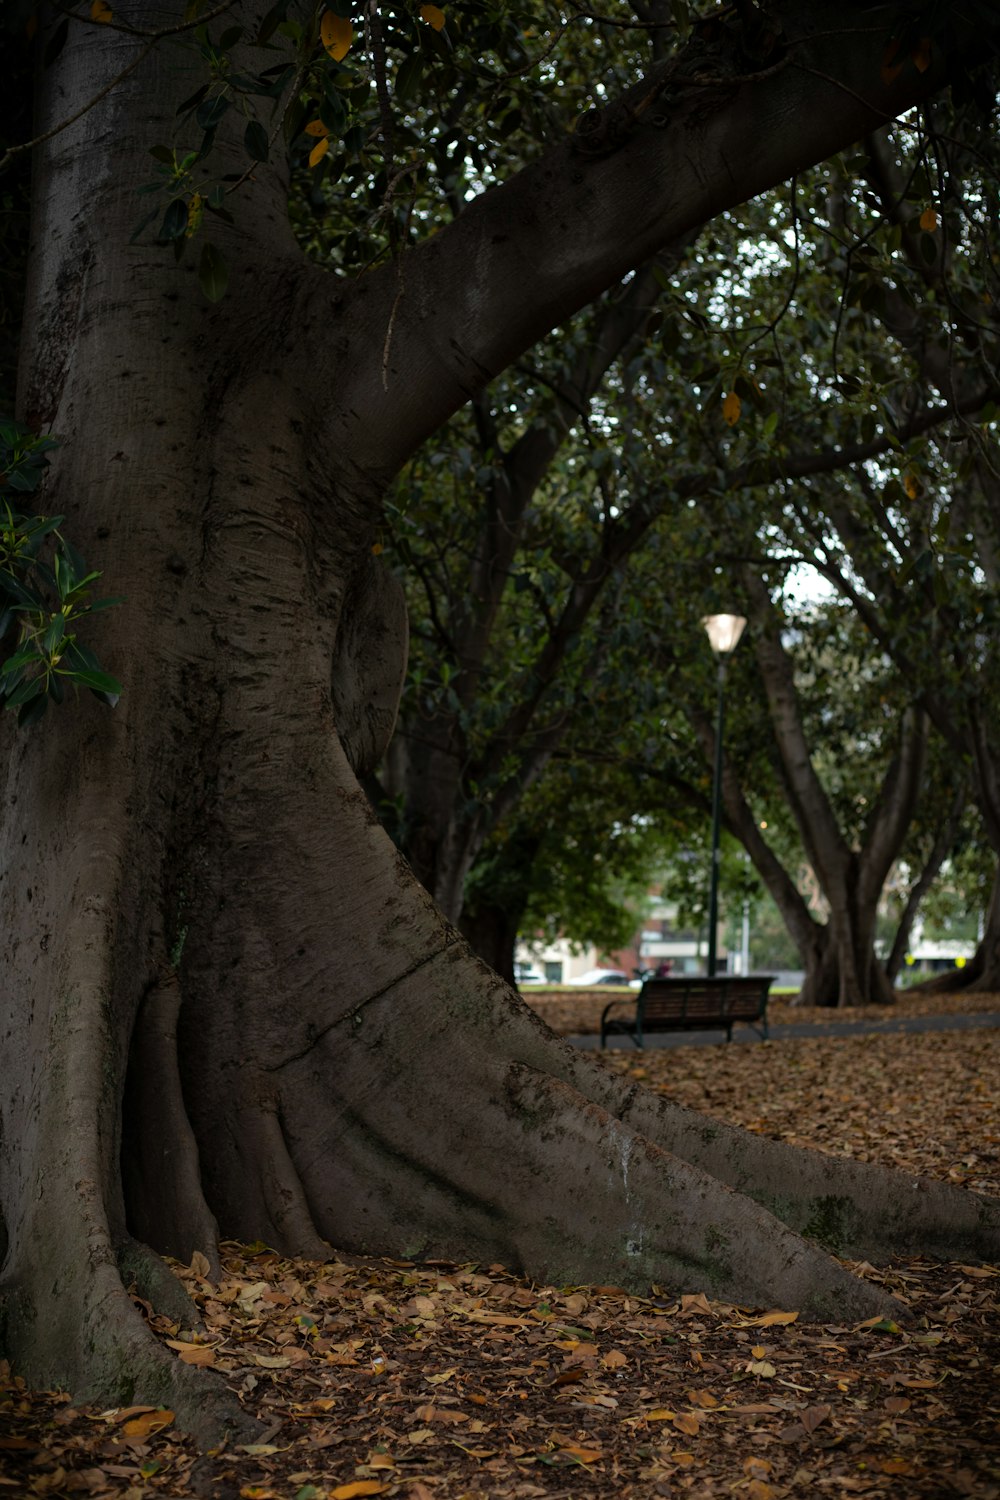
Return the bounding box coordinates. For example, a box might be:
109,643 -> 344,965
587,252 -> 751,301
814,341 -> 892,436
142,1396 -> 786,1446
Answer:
567,968 -> 630,986
513,963 -> 545,985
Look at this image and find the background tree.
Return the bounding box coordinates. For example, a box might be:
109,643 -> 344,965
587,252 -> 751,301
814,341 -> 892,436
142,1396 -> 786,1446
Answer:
3,0 -> 1000,1438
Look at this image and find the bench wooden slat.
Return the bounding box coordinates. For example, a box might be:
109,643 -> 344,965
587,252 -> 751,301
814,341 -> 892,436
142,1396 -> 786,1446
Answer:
600,975 -> 773,1048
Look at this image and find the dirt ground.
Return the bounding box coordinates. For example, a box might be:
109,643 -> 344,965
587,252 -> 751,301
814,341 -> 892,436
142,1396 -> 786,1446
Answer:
2,1001 -> 998,1500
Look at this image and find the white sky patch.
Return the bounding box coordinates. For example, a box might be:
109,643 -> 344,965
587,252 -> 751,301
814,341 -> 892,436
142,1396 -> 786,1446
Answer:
782,561 -> 838,608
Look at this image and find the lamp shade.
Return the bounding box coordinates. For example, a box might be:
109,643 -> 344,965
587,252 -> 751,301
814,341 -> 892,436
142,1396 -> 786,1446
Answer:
702,613 -> 747,656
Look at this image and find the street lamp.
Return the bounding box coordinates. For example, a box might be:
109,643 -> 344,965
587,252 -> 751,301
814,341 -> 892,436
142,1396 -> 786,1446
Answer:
702,612 -> 747,976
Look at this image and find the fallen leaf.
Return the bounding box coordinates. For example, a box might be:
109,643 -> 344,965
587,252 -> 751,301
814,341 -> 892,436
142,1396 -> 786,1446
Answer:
800,1404 -> 831,1434
747,1360 -> 776,1378
557,1445 -> 604,1463
330,1485 -> 387,1499
414,1404 -> 467,1425
747,1482 -> 776,1500
671,1411 -> 701,1436
747,1310 -> 799,1327
679,1293 -> 712,1316
122,1409 -> 174,1438
602,1349 -> 628,1369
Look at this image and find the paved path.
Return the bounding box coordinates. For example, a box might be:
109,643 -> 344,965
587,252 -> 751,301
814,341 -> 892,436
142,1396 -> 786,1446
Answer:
569,1010 -> 1000,1051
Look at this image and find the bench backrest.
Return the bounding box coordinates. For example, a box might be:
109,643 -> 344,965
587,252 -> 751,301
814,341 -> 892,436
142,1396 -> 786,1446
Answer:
639,976 -> 771,1021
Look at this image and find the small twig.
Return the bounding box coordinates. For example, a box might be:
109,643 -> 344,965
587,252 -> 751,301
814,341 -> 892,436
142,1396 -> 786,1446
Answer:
381,280 -> 405,392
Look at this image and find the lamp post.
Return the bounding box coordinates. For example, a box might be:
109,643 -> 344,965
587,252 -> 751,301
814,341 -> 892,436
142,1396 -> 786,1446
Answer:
702,613 -> 747,976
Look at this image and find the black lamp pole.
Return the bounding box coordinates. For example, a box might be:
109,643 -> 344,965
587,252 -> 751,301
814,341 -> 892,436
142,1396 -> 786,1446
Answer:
702,614 -> 746,977
707,653 -> 728,978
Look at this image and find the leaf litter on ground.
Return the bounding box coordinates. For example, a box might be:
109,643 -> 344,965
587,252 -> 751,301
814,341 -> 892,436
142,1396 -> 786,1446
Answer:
2,1006 -> 999,1499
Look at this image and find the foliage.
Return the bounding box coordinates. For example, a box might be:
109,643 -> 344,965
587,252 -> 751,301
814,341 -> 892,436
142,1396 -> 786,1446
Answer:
0,421 -> 122,725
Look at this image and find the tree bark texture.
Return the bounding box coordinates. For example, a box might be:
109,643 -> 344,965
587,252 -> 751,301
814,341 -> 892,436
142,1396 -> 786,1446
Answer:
3,0 -> 999,1438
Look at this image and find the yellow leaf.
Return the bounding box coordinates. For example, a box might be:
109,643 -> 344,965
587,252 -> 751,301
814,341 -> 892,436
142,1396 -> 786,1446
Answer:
880,38 -> 904,86
304,119 -> 328,137
331,1485 -> 387,1499
912,36 -> 932,72
122,1409 -> 174,1438
904,470 -> 919,498
420,4 -> 446,28
178,1344 -> 216,1366
722,391 -> 741,426
109,1406 -> 156,1423
751,1344 -> 767,1359
645,1408 -> 676,1421
919,207 -> 937,233
747,1359 -> 776,1377
559,1445 -> 604,1463
90,0 -> 113,20
747,1309 -> 798,1327
321,10 -> 352,61
309,136 -> 330,168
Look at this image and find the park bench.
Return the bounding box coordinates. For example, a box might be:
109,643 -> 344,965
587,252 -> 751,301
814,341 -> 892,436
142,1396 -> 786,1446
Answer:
599,974 -> 773,1048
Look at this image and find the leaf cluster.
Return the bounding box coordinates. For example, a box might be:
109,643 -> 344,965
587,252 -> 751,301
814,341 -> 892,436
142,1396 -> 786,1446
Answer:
0,421 -> 122,727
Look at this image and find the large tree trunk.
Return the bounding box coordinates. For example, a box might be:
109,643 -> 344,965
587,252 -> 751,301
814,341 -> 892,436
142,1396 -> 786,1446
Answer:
4,0 -> 999,1442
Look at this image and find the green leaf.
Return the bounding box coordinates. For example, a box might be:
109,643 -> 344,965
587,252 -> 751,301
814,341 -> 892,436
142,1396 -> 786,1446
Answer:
5,675 -> 46,708
18,693 -> 49,728
395,52 -> 424,102
41,614 -> 65,654
196,94 -> 230,131
1,644 -> 42,675
198,243 -> 229,303
256,0 -> 289,43
244,119 -> 269,162
158,199 -> 189,243
175,83 -> 210,116
59,665 -> 123,700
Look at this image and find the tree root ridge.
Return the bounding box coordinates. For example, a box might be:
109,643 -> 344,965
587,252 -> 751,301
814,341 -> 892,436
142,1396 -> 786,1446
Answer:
274,986 -> 902,1322
122,974 -> 220,1265
540,1029 -> 1000,1265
